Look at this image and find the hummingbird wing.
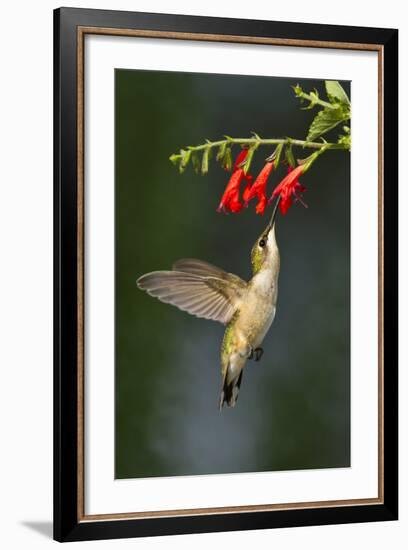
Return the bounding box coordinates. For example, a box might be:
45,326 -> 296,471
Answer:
172,258 -> 246,289
137,268 -> 246,325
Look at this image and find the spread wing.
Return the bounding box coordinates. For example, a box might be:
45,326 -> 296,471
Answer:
137,260 -> 247,324
172,258 -> 246,288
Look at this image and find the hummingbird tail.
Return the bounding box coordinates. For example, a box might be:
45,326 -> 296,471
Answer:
219,370 -> 243,410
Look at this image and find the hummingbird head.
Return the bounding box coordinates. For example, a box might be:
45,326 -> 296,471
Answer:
250,198 -> 280,275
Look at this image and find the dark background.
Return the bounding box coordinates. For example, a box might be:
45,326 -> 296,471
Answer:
115,70 -> 350,479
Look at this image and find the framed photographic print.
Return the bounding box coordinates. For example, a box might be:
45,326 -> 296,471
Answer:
53,7 -> 398,542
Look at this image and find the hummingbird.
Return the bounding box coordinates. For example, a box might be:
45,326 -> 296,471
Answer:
136,200 -> 281,409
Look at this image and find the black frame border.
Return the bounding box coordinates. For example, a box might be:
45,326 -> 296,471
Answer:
54,7 -> 398,542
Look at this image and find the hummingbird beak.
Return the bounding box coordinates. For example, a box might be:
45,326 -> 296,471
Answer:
266,196 -> 281,235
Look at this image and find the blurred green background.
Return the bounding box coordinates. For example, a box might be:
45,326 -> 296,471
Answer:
115,70 -> 350,479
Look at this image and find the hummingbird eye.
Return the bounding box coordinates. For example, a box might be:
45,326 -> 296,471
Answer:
259,239 -> 266,248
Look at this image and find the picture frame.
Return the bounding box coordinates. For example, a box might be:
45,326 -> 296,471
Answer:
53,7 -> 398,542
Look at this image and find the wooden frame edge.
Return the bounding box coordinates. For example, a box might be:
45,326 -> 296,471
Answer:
79,497 -> 383,523
78,25 -> 383,51
77,25 -> 85,522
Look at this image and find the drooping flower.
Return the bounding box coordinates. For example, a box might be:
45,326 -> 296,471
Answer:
270,164 -> 307,215
243,161 -> 274,215
217,169 -> 246,213
255,194 -> 268,215
217,149 -> 253,213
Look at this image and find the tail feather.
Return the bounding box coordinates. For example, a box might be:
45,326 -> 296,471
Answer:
219,370 -> 243,410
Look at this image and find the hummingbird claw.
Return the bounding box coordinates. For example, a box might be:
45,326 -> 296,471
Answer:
254,347 -> 264,362
248,347 -> 254,360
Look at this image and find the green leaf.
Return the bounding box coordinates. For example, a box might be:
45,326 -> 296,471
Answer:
266,143 -> 284,167
273,143 -> 284,168
191,151 -> 200,173
169,153 -> 181,167
307,106 -> 349,142
216,141 -> 228,162
201,146 -> 211,175
179,149 -> 191,173
297,150 -> 320,172
243,143 -> 259,174
285,144 -> 296,167
222,147 -> 232,171
325,81 -> 350,106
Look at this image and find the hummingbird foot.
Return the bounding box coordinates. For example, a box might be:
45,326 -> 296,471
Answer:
247,347 -> 263,361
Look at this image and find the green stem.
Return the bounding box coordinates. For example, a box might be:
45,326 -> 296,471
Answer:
188,137 -> 346,152
295,90 -> 338,110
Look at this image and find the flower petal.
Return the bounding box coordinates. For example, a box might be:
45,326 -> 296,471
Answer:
255,194 -> 268,215
243,161 -> 274,215
246,162 -> 274,202
270,164 -> 306,215
217,168 -> 245,213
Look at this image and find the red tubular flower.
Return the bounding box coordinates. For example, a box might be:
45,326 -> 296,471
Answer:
217,168 -> 245,213
255,194 -> 268,215
243,161 -> 274,215
270,164 -> 307,215
217,149 -> 253,213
